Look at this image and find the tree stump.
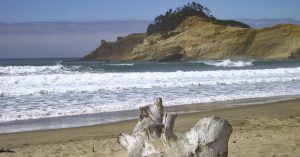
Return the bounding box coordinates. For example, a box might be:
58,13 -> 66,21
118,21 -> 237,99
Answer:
117,98 -> 232,157
181,116 -> 232,157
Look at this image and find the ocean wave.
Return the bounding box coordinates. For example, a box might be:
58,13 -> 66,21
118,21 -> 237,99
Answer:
0,64 -> 81,75
199,59 -> 253,67
106,63 -> 135,66
1,92 -> 300,123
2,59 -> 300,124
1,67 -> 300,97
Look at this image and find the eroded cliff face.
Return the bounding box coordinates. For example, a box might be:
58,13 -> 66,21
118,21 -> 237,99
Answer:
84,33 -> 146,61
84,16 -> 300,61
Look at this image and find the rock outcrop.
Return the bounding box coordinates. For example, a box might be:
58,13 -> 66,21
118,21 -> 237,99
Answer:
84,16 -> 300,61
84,33 -> 146,61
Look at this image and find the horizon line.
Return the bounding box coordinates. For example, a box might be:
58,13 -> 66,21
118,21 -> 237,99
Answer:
1,17 -> 300,24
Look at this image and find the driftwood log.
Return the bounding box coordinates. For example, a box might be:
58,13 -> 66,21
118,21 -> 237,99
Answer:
0,148 -> 15,153
117,98 -> 232,157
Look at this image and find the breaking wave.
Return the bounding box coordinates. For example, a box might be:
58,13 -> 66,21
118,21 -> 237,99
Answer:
106,63 -> 135,66
1,67 -> 300,97
0,64 -> 82,75
201,59 -> 253,67
1,59 -> 300,123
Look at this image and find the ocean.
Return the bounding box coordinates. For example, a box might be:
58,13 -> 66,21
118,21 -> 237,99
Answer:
1,58 -> 300,133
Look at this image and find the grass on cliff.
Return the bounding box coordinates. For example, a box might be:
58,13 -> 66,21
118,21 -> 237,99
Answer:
146,2 -> 250,35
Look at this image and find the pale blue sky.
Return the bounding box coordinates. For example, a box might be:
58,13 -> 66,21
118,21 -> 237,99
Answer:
1,0 -> 300,58
0,0 -> 300,23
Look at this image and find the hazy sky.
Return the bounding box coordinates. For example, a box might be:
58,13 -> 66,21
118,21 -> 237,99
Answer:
0,0 -> 300,23
1,0 -> 300,58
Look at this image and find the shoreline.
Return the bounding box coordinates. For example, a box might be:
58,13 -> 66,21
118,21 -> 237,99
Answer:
0,98 -> 299,156
0,95 -> 299,134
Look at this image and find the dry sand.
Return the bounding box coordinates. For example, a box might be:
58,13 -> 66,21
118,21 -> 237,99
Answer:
0,99 -> 299,157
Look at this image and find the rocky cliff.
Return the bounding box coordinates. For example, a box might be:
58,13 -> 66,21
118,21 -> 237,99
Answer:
84,33 -> 146,61
84,16 -> 300,61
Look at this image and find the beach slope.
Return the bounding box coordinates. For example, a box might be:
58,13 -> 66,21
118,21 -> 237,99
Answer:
0,99 -> 299,157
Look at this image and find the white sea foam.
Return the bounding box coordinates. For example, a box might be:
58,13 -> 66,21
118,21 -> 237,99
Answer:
0,64 -> 79,75
1,63 -> 300,122
1,67 -> 300,97
1,91 -> 300,123
106,63 -> 135,66
201,59 -> 253,67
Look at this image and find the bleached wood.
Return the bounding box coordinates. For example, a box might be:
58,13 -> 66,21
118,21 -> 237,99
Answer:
139,97 -> 164,124
151,97 -> 164,125
162,113 -> 177,141
133,117 -> 154,135
181,116 -> 232,157
117,133 -> 162,157
135,98 -> 164,138
118,98 -> 232,157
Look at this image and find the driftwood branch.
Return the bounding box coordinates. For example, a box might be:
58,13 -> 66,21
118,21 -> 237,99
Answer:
118,98 -> 232,157
0,148 -> 15,153
162,113 -> 177,141
139,97 -> 164,124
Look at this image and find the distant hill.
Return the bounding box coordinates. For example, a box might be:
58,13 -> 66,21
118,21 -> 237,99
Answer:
239,18 -> 300,28
84,3 -> 300,61
84,16 -> 300,61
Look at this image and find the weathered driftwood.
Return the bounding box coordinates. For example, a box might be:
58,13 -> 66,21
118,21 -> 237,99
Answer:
139,97 -> 164,124
0,148 -> 15,153
134,97 -> 164,139
118,98 -> 232,157
181,116 -> 232,157
162,113 -> 177,141
117,132 -> 162,157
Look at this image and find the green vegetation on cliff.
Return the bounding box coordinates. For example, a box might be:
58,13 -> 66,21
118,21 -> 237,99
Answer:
146,2 -> 250,35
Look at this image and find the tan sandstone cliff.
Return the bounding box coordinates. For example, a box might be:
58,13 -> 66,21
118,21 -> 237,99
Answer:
84,16 -> 300,61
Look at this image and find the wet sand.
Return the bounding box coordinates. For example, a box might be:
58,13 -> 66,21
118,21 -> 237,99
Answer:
0,99 -> 300,157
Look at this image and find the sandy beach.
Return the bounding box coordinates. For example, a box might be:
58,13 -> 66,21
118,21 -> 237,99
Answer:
0,99 -> 299,157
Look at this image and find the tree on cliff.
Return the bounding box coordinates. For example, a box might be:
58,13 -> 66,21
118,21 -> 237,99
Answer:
147,2 -> 250,35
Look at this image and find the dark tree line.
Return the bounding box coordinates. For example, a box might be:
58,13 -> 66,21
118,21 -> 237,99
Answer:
146,2 -> 250,35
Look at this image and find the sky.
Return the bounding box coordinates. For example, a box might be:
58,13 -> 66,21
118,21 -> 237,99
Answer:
0,0 -> 300,58
0,0 -> 300,23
